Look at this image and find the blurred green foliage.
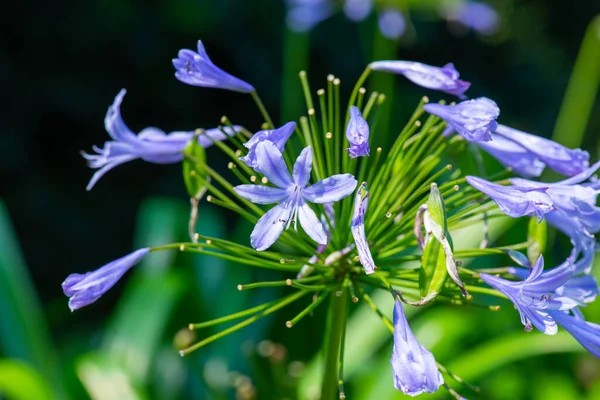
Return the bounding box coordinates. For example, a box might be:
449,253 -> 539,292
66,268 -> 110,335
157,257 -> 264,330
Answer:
2,0 -> 600,399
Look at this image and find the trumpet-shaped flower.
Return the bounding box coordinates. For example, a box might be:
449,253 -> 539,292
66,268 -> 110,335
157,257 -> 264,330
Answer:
62,248 -> 150,311
351,182 -> 375,274
424,97 -> 499,142
466,176 -> 555,221
346,106 -> 370,158
476,134 -> 545,178
240,122 -> 296,171
368,61 -> 471,98
391,301 -> 444,395
82,90 -> 239,190
548,309 -> 600,358
496,124 -> 589,177
481,255 -> 577,334
172,40 -> 255,93
234,141 -> 357,250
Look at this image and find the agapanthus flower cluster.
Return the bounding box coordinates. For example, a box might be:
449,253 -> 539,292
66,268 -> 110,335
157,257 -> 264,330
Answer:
285,0 -> 499,39
64,38 -> 599,399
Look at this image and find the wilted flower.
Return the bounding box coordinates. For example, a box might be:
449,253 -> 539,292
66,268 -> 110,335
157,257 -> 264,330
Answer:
351,182 -> 375,274
369,61 -> 471,98
378,9 -> 406,39
62,248 -> 150,311
424,97 -> 499,142
240,122 -> 296,170
481,255 -> 577,334
172,40 -> 255,93
234,141 -> 357,250
345,106 -> 370,158
476,134 -> 545,178
466,176 -> 555,220
495,124 -> 589,176
82,89 -> 239,190
391,301 -> 444,395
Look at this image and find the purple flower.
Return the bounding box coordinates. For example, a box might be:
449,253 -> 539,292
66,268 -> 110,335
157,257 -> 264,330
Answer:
82,90 -> 238,190
234,141 -> 357,251
481,255 -> 577,334
285,0 -> 334,32
62,248 -> 150,311
495,124 -> 589,177
391,301 -> 444,395
343,0 -> 373,21
424,97 -> 499,142
345,106 -> 370,158
172,40 -> 254,93
442,1 -> 500,35
466,176 -> 555,221
240,122 -> 296,171
548,309 -> 600,358
351,182 -> 375,274
378,9 -> 406,39
368,61 -> 471,98
476,134 -> 545,178
511,161 -> 600,238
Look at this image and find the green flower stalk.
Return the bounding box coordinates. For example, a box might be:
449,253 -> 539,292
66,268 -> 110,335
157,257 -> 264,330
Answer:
63,44 -> 600,399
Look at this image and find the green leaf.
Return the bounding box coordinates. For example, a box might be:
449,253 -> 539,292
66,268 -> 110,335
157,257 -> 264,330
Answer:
0,360 -> 54,400
527,217 -> 547,265
419,238 -> 447,299
182,133 -> 208,199
427,183 -> 447,235
0,200 -> 67,399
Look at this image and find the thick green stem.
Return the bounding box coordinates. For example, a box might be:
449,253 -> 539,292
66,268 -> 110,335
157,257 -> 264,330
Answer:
321,287 -> 349,399
250,90 -> 275,128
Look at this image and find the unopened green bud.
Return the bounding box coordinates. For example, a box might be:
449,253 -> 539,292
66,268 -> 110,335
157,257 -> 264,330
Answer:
427,183 -> 447,235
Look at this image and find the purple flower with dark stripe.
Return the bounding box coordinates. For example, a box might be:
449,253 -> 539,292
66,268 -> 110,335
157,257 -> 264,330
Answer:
495,124 -> 589,177
351,182 -> 375,274
240,122 -> 296,171
62,248 -> 150,311
466,176 -> 555,221
368,61 -> 471,98
424,97 -> 499,142
476,134 -> 545,178
346,106 -> 370,158
481,255 -> 577,334
234,141 -> 357,251
83,90 -> 239,190
391,301 -> 444,395
173,40 -> 254,93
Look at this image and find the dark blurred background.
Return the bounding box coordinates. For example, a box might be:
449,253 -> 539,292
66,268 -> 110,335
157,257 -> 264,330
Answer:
2,1 -> 600,399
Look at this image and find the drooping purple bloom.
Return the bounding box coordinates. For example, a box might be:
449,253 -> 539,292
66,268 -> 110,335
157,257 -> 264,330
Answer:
476,134 -> 545,178
442,1 -> 500,35
481,255 -> 577,334
343,0 -> 373,21
496,124 -> 589,177
378,9 -> 406,39
345,106 -> 370,158
285,0 -> 334,32
172,40 -> 255,93
62,248 -> 150,311
368,61 -> 471,98
82,90 -> 239,190
466,176 -> 555,221
424,97 -> 499,142
234,141 -> 357,251
351,182 -> 375,274
548,309 -> 600,358
391,301 -> 444,395
240,122 -> 296,171
511,161 -> 600,239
